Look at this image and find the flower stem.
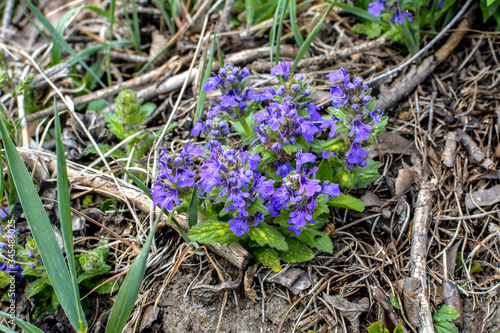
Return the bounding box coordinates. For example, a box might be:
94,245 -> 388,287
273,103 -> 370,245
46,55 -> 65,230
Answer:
239,117 -> 252,137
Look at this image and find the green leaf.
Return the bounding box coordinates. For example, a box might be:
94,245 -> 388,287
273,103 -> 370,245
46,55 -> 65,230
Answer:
119,164 -> 152,200
55,106 -> 88,331
278,237 -> 314,263
0,271 -> 10,289
394,322 -> 405,333
433,305 -> 459,322
189,221 -> 239,245
354,160 -> 381,189
195,30 -> 216,121
366,321 -> 389,333
248,223 -> 288,250
434,321 -> 459,333
78,264 -> 112,283
188,186 -> 199,228
352,22 -> 383,39
334,2 -> 384,24
390,293 -> 401,309
487,0 -> 495,5
270,0 -> 289,64
0,116 -> 83,331
316,159 -> 332,182
328,194 -> 365,212
291,0 -> 336,72
296,227 -> 333,253
102,199 -> 117,212
480,0 -> 500,22
84,144 -> 127,159
251,247 -> 282,272
26,277 -> 51,298
0,311 -> 44,333
470,261 -> 482,274
106,212 -> 163,332
289,0 -> 303,46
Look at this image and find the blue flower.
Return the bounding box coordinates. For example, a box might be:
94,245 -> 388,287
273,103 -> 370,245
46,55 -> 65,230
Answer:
296,151 -> 317,171
326,67 -> 349,84
220,89 -> 242,108
392,8 -> 413,24
260,87 -> 276,101
0,207 -> 8,218
368,0 -> 385,16
270,61 -> 292,81
345,142 -> 368,166
151,182 -> 180,210
228,214 -> 250,236
349,118 -> 372,142
203,75 -> 224,93
276,160 -> 293,177
329,86 -> 348,108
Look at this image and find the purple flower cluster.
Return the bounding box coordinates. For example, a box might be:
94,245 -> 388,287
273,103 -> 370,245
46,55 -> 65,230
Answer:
367,0 -> 417,23
326,67 -> 383,169
203,63 -> 260,119
198,141 -> 274,236
268,151 -> 340,235
191,116 -> 230,143
151,141 -> 205,210
254,61 -> 331,153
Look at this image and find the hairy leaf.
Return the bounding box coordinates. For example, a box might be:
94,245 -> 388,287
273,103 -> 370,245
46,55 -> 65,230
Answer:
189,221 -> 239,245
248,223 -> 288,250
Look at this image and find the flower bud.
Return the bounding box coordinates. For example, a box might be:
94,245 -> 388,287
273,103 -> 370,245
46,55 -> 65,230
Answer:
226,75 -> 235,82
351,104 -> 360,110
291,84 -> 300,91
272,142 -> 282,151
303,89 -> 311,96
362,96 -> 372,104
294,74 -> 304,81
353,77 -> 363,87
347,83 -> 356,91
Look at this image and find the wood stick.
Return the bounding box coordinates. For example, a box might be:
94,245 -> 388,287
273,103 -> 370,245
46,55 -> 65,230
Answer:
402,180 -> 436,333
18,148 -> 253,270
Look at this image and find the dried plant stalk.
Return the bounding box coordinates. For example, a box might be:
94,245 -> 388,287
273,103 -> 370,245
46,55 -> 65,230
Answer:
441,131 -> 458,168
403,180 -> 436,332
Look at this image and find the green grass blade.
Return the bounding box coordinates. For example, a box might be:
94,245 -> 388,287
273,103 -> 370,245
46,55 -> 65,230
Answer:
23,0 -> 106,89
0,119 -> 82,331
275,0 -> 289,65
107,0 -> 117,86
119,164 -> 153,199
106,212 -> 163,333
54,106 -> 87,332
155,0 -> 175,34
195,32 -> 216,121
0,323 -> 17,333
291,0 -> 337,72
334,2 -> 383,24
269,0 -> 288,64
51,6 -> 82,65
0,311 -> 44,333
131,0 -> 141,51
245,0 -> 255,31
188,185 -> 199,228
289,0 -> 304,47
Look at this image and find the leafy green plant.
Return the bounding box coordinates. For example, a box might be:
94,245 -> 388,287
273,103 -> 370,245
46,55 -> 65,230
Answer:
85,89 -> 157,161
433,305 -> 459,333
149,60 -> 384,272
